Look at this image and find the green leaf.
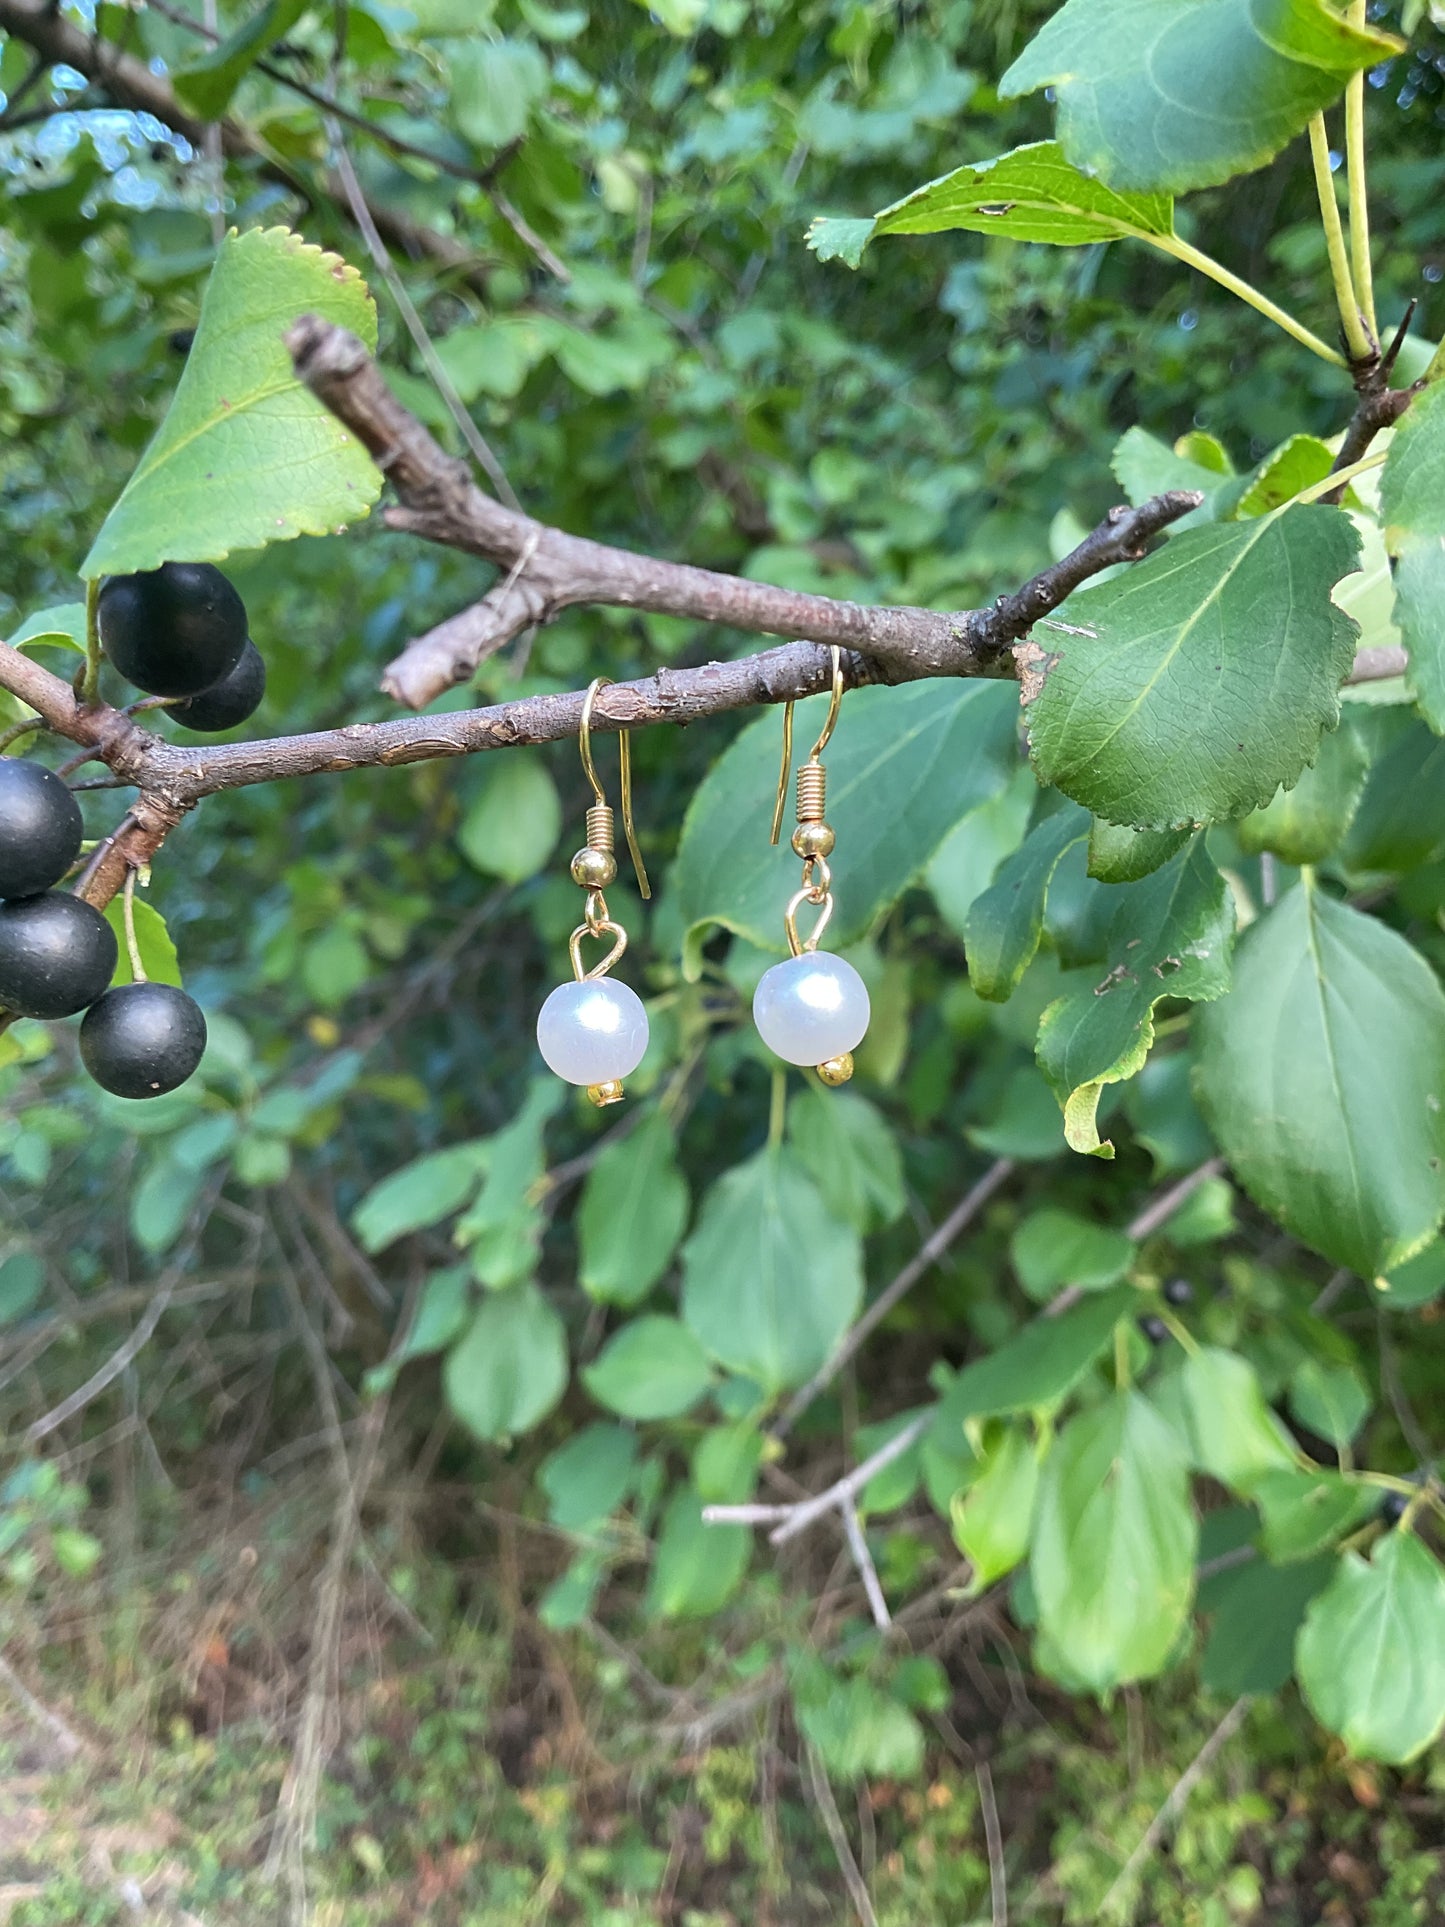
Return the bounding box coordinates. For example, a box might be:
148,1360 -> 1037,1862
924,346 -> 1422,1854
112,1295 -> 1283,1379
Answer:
808,141 -> 1174,268
680,1147 -> 863,1394
1036,840 -> 1235,1156
1000,0 -> 1401,193
1111,427 -> 1233,526
786,1086 -> 905,1234
8,602 -> 86,653
1023,509 -> 1363,829
1236,718 -> 1369,864
964,803 -> 1090,1002
1170,1347 -> 1296,1493
1381,1240 -> 1445,1309
1289,1358 -> 1371,1447
372,1266 -> 472,1390
1010,1207 -> 1134,1302
1233,434 -> 1336,517
1253,1468 -> 1377,1562
130,1154 -> 205,1255
583,1315 -> 713,1420
83,228 -> 381,578
539,1422 -> 638,1530
927,766 -> 1035,942
693,1421 -> 765,1504
453,1080 -> 565,1289
1123,1051 -> 1216,1176
50,1527 -> 104,1577
793,1667 -> 925,1782
443,1282 -> 567,1442
951,1423 -> 1040,1588
173,0 -> 309,118
676,681 -> 1019,973
1031,1391 -> 1197,1692
352,1141 -> 488,1252
1380,377 -> 1445,731
1339,717 -> 1445,871
966,1064 -> 1068,1162
456,753 -> 561,884
1087,820 -> 1191,885
1194,880 -> 1445,1275
449,37 -> 550,149
104,897 -> 183,989
646,1490 -> 749,1619
1296,1532 -> 1445,1762
933,1286 -> 1135,1430
1200,1553 -> 1333,1695
577,1111 -> 690,1306
0,1250 -> 44,1325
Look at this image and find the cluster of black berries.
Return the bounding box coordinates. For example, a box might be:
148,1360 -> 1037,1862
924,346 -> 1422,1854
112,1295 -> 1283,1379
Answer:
99,560 -> 265,730
0,561 -> 265,1099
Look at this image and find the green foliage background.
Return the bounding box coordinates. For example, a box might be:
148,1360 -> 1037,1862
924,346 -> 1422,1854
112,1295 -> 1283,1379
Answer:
4,0 -> 1445,1917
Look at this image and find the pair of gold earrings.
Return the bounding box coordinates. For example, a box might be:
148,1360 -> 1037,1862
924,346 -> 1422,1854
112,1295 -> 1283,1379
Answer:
534,651 -> 871,1106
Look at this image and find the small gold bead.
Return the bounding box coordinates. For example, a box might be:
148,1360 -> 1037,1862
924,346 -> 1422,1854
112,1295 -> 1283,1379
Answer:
792,821 -> 836,859
587,1079 -> 625,1107
816,1053 -> 854,1087
571,846 -> 617,889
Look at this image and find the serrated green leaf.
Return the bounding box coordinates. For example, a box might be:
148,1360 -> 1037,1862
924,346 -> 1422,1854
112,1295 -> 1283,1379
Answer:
927,765 -> 1036,941
9,602 -> 86,653
1031,1390 -> 1197,1692
676,681 -> 1019,974
1111,427 -> 1232,527
577,1110 -> 690,1306
104,897 -> 183,989
1296,1532 -> 1445,1762
443,1282 -> 567,1442
680,1146 -> 863,1394
84,228 -> 381,578
1233,433 -> 1335,517
1195,880 -> 1445,1275
1340,716 -> 1445,871
582,1314 -> 712,1420
1036,840 -> 1234,1156
1380,379 -> 1445,731
964,803 -> 1090,1002
1000,0 -> 1401,193
1023,508 -> 1363,829
1087,820 -> 1191,884
1236,717 -> 1369,863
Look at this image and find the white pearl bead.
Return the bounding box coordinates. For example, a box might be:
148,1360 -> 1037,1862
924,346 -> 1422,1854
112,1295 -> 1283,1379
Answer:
753,951 -> 870,1067
537,978 -> 649,1087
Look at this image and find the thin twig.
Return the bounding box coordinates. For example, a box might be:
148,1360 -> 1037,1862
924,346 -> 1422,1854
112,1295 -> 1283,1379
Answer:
775,1158 -> 1014,1437
976,1754 -> 1007,1927
26,1276 -> 177,1442
704,1412 -> 930,1542
0,1652 -> 88,1759
803,1743 -> 880,1927
841,1503 -> 891,1630
1097,1699 -> 1249,1919
1045,1157 -> 1225,1317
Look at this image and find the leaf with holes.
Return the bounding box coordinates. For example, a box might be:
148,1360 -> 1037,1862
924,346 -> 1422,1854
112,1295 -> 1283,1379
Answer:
1023,508 -> 1362,829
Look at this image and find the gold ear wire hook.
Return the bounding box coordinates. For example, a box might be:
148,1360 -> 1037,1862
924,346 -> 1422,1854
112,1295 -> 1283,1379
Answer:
580,677 -> 651,900
771,647 -> 843,844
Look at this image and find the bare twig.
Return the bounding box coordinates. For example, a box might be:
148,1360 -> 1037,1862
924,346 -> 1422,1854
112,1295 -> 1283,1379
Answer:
775,1158 -> 1015,1437
803,1743 -> 880,1927
1097,1699 -> 1249,1919
976,1755 -> 1007,1927
704,1411 -> 929,1543
841,1503 -> 891,1630
0,1652 -> 88,1759
25,1277 -> 178,1442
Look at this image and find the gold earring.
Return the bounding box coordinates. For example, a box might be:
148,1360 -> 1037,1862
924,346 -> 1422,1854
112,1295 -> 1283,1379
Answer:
535,679 -> 651,1107
753,646 -> 870,1086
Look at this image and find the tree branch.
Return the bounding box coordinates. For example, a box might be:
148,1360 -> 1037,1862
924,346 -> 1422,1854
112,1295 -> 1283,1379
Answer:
0,0 -> 495,298
287,315 -> 1205,709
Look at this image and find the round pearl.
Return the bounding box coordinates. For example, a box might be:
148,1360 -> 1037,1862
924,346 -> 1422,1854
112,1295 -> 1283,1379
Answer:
753,951 -> 870,1068
537,978 -> 649,1087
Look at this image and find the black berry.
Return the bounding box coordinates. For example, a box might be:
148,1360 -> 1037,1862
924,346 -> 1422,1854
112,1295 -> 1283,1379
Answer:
170,638 -> 266,732
0,760 -> 83,898
1163,1277 -> 1194,1306
1139,1315 -> 1170,1345
0,893 -> 117,1019
1379,1490 -> 1411,1525
79,982 -> 207,1098
98,562 -> 248,698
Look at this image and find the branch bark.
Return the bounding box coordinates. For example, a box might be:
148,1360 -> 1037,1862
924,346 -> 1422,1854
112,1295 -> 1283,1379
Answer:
0,0 -> 494,297
287,315 -> 1205,708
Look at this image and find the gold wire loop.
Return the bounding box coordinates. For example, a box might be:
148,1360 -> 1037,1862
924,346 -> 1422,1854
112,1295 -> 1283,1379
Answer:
569,916 -> 628,982
770,646 -> 843,844
579,677 -> 651,899
769,698 -> 794,846
784,885 -> 834,958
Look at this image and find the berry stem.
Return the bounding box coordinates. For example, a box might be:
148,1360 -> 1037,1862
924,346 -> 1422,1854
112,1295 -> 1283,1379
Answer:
121,867 -> 147,984
82,577 -> 102,708
0,715 -> 44,754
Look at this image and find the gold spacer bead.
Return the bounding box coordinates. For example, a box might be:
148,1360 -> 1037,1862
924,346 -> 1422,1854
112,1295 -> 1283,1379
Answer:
571,846 -> 618,889
816,1053 -> 854,1087
791,821 -> 836,860
587,1079 -> 625,1107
